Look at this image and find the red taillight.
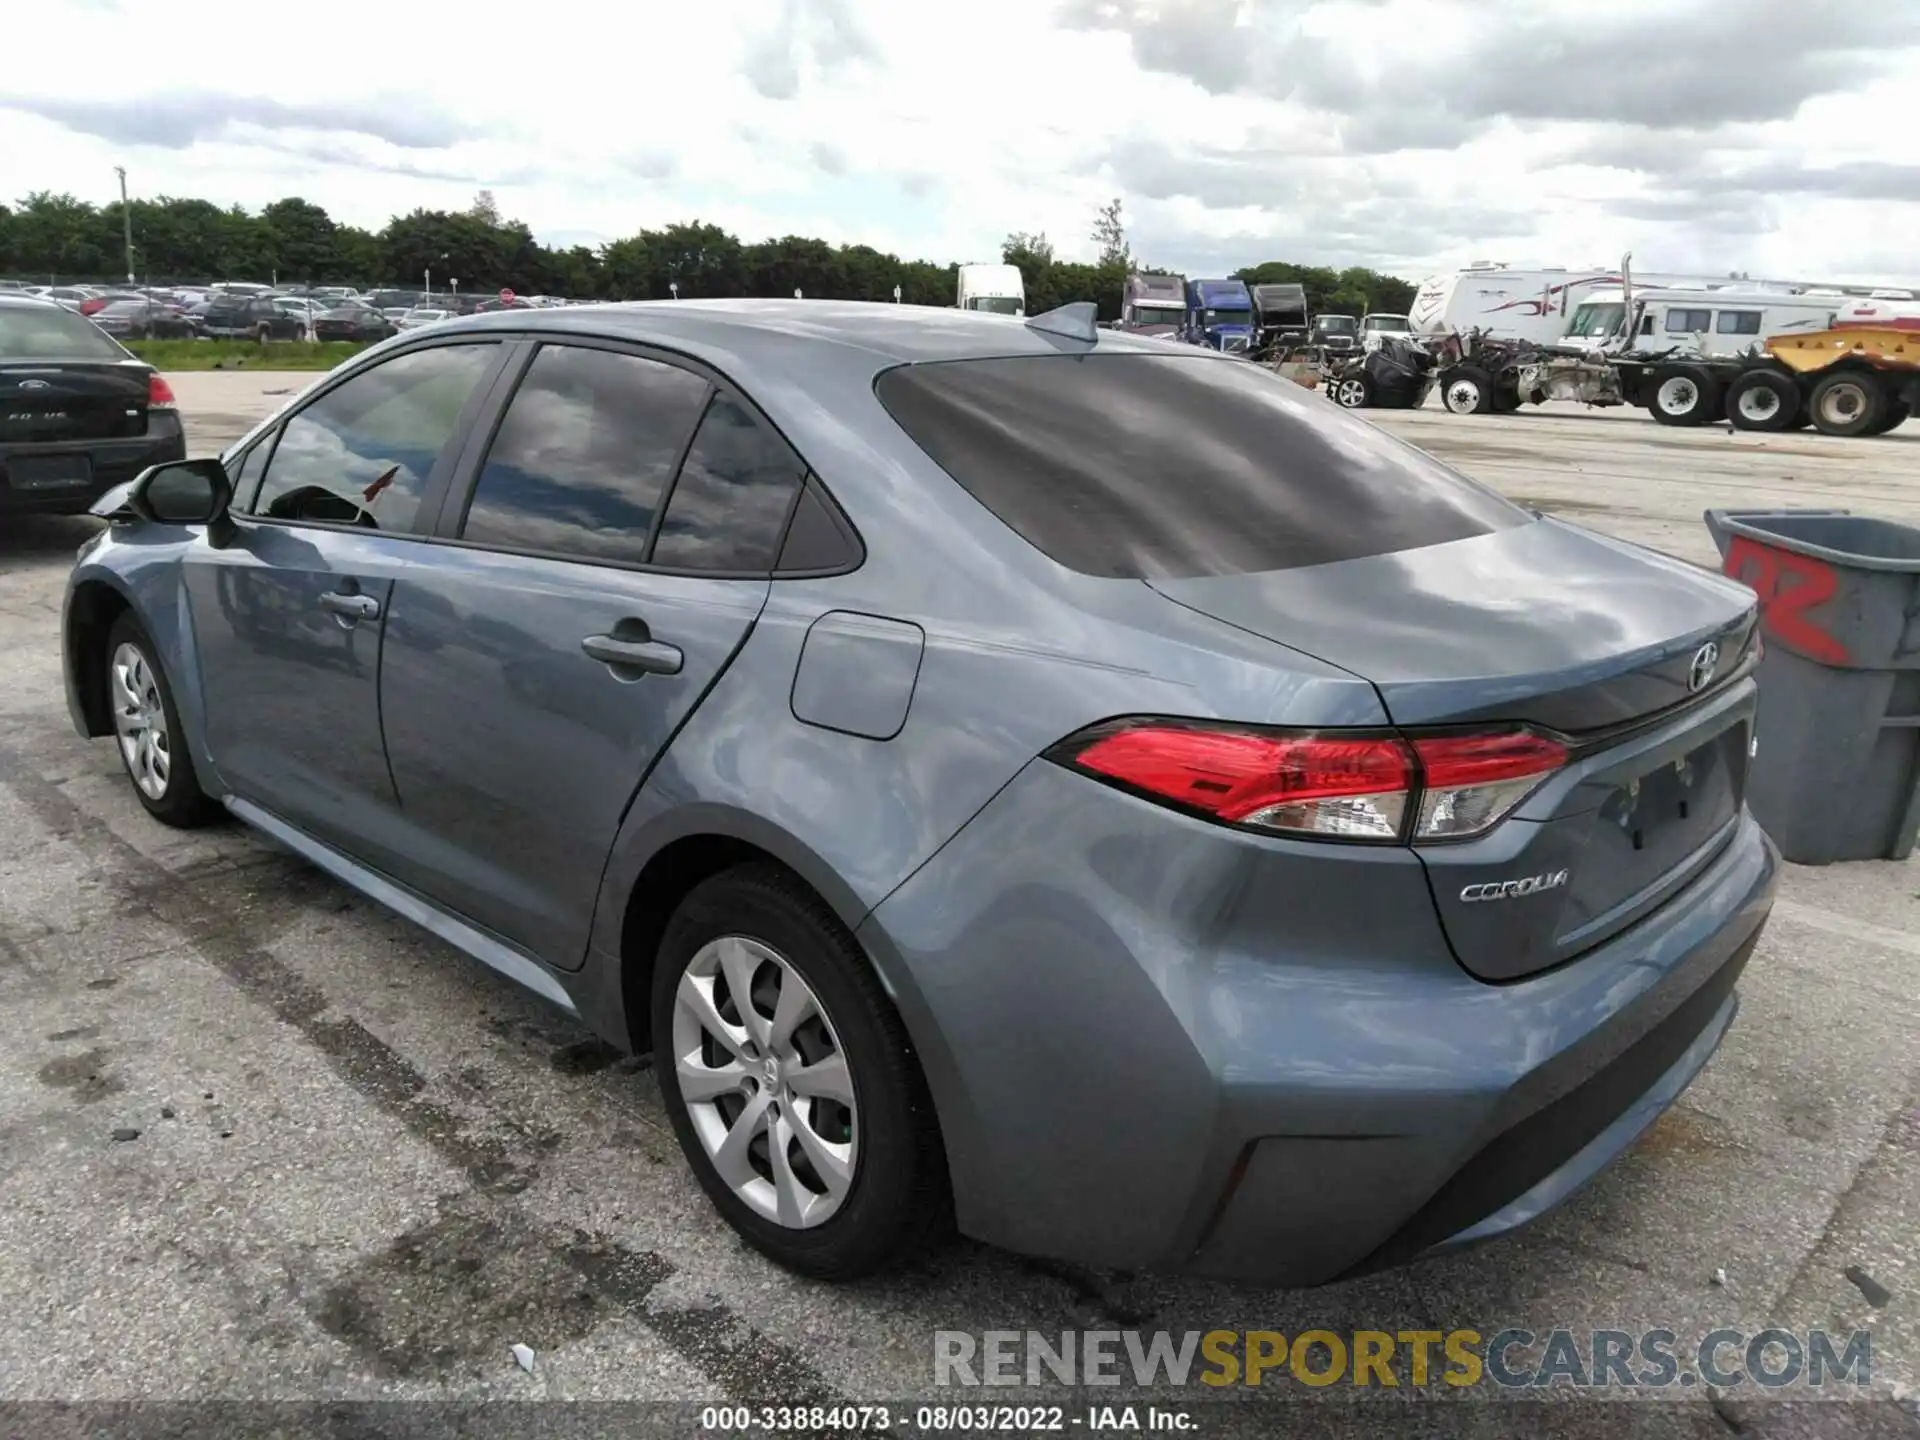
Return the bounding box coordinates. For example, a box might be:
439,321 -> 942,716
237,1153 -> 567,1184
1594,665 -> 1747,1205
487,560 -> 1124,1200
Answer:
1409,730 -> 1568,840
1061,723 -> 1416,840
1052,719 -> 1568,844
147,373 -> 177,410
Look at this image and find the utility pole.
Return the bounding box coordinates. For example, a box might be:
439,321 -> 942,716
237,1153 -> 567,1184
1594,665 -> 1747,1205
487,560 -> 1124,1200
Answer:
113,166 -> 134,284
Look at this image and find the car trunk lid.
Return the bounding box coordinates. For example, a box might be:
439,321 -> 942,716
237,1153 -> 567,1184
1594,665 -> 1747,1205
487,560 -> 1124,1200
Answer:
1150,520 -> 1760,979
1,362 -> 153,442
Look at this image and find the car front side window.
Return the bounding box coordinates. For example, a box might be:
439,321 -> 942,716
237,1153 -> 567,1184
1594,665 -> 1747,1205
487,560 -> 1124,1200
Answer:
243,343 -> 497,532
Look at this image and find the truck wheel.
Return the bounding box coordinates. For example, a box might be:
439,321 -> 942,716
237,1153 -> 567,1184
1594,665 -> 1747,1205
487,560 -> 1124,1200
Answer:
1442,366 -> 1494,415
1807,371 -> 1887,437
1649,365 -> 1722,426
1331,374 -> 1371,409
1725,369 -> 1799,432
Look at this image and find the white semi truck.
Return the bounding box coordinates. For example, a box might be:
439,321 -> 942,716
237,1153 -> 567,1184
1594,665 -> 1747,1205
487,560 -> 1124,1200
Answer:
956,264 -> 1025,317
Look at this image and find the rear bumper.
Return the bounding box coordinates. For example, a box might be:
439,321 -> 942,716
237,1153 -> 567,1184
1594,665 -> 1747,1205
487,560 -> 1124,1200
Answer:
861,760 -> 1778,1284
0,413 -> 186,514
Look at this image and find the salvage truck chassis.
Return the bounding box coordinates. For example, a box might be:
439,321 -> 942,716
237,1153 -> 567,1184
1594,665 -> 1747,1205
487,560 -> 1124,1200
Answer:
1432,325 -> 1919,438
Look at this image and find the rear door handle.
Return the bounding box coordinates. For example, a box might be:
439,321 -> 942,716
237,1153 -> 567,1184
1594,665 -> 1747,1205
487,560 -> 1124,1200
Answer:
581,633 -> 683,675
318,590 -> 381,621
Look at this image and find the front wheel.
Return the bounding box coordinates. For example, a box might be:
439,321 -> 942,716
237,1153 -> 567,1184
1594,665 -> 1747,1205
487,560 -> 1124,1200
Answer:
105,613 -> 222,828
1331,373 -> 1371,409
1441,365 -> 1494,414
1649,365 -> 1723,426
652,864 -> 949,1279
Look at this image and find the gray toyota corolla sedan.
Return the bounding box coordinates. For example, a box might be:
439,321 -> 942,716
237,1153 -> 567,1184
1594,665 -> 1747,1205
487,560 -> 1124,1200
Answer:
62,299 -> 1777,1283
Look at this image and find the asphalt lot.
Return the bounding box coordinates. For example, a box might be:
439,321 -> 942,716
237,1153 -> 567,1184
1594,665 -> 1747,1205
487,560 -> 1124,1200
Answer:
0,370 -> 1915,1434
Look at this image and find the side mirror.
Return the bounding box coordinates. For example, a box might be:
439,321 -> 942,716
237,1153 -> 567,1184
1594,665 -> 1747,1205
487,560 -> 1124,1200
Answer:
127,458 -> 233,532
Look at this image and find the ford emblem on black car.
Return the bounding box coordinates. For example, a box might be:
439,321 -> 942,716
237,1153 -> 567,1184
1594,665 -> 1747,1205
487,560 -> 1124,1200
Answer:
1461,870 -> 1571,902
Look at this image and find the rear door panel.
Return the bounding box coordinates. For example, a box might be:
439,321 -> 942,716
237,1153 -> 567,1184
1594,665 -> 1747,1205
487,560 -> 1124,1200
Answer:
378,559 -> 766,967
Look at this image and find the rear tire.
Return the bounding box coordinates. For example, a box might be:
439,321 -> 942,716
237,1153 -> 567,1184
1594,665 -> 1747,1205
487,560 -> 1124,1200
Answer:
1866,400 -> 1910,436
1806,371 -> 1887,437
104,613 -> 222,829
1649,364 -> 1723,426
651,863 -> 950,1280
1441,365 -> 1494,414
1724,369 -> 1799,432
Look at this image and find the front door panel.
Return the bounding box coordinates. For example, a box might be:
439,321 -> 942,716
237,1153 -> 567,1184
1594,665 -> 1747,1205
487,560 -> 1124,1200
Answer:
184,522 -> 411,849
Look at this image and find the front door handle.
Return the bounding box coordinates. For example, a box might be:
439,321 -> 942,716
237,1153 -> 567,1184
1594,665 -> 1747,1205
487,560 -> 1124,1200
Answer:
581,633 -> 683,675
318,590 -> 381,621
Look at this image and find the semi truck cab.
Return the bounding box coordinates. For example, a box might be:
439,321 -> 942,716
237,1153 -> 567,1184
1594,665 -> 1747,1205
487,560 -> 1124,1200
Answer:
1184,278 -> 1254,351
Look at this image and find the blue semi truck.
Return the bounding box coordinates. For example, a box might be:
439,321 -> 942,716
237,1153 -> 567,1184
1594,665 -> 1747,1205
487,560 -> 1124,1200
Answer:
1183,277 -> 1255,351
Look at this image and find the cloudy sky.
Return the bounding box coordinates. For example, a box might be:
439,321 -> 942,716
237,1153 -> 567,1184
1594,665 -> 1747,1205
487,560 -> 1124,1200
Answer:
4,0 -> 1917,282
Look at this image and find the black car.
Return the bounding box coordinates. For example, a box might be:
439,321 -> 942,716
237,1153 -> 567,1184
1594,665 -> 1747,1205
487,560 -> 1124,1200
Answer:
198,294 -> 308,342
310,302 -> 396,343
0,296 -> 186,515
89,298 -> 196,341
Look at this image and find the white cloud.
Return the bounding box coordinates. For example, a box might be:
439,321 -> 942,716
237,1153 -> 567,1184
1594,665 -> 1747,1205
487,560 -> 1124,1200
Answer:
3,0 -> 1917,283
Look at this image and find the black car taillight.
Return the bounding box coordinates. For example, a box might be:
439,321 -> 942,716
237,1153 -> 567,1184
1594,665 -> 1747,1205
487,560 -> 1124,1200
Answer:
1046,719 -> 1567,844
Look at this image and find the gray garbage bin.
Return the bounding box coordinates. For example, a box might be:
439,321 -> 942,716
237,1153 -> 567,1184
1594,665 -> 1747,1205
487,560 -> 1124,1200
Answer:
1705,508 -> 1920,865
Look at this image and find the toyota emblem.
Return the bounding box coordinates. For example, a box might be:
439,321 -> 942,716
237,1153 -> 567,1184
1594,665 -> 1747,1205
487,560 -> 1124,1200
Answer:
1687,642 -> 1720,694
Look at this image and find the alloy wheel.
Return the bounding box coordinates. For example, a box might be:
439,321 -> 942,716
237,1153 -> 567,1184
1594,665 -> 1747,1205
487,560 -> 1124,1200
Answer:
671,935 -> 858,1229
111,641 -> 171,801
1333,378 -> 1368,408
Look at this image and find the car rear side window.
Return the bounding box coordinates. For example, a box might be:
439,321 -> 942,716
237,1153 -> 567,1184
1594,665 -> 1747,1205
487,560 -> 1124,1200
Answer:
247,342 -> 496,532
874,353 -> 1526,580
651,393 -> 808,572
459,344 -> 711,564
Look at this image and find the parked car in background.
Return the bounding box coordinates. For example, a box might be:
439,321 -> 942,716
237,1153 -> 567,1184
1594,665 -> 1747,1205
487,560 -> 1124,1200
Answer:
198,294 -> 310,342
34,286 -> 98,311
1,294 -> 183,514
363,289 -> 425,313
311,301 -> 396,343
62,299 -> 1776,1285
79,292 -> 144,317
89,298 -> 196,340
395,307 -> 450,331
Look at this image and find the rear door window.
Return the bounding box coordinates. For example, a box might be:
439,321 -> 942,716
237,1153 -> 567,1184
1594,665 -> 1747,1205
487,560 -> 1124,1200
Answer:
457,343 -> 712,564
874,353 -> 1525,579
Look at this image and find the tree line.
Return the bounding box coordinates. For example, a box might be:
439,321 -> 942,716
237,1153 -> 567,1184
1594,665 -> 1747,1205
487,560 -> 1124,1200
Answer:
0,189 -> 1419,319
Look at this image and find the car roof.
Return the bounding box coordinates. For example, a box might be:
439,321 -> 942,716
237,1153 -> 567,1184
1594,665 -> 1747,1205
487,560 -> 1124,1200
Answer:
431,297 -> 1187,372
0,293 -> 70,310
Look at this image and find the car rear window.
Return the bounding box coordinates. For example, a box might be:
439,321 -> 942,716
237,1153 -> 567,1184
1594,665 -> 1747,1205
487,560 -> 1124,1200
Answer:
0,304 -> 127,360
874,353 -> 1526,579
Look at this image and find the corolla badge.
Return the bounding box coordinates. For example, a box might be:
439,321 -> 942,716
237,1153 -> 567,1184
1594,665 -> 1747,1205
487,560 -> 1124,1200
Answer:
1460,870 -> 1570,903
1687,641 -> 1720,694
